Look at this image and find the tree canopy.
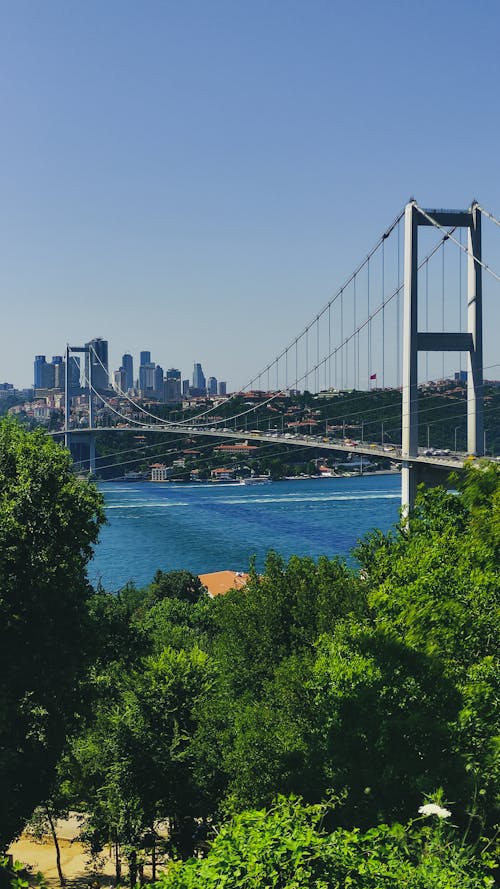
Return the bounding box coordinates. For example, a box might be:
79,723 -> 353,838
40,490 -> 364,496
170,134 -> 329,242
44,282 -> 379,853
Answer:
0,419 -> 104,848
2,450 -> 499,887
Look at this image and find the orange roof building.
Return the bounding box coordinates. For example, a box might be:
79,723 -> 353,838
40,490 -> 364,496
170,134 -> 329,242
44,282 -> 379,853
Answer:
198,570 -> 249,597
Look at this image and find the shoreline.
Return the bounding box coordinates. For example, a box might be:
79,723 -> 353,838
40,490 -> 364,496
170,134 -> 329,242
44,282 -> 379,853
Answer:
100,469 -> 399,485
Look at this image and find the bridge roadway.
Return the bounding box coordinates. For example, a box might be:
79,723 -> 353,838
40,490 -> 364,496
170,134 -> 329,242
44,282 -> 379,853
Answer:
53,425 -> 483,473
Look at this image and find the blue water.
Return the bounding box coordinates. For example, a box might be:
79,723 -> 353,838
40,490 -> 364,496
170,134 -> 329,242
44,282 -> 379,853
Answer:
89,474 -> 401,591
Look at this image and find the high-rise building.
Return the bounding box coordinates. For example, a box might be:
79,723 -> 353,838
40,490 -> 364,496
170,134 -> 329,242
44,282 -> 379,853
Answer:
122,353 -> 134,391
154,364 -> 164,398
139,361 -> 156,392
34,355 -> 54,389
164,368 -> 182,403
114,367 -> 127,392
207,376 -> 217,396
140,351 -> 151,366
51,356 -> 64,389
34,355 -> 45,388
192,362 -> 206,392
85,338 -> 109,391
182,379 -> 190,396
218,381 -> 227,396
35,353 -> 81,392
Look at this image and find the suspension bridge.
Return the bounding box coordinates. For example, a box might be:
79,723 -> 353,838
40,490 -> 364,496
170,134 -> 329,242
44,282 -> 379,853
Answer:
53,199 -> 500,508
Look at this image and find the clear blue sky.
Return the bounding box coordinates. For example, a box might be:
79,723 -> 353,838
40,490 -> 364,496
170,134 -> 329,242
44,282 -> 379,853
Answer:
1,0 -> 500,389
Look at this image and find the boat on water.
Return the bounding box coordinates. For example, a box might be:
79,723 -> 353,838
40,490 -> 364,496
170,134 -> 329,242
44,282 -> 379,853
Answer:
239,476 -> 272,485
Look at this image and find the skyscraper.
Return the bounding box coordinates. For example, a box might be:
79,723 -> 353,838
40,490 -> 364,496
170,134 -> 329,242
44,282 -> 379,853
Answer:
154,364 -> 164,398
85,337 -> 109,391
218,381 -> 227,396
192,362 -> 206,392
34,355 -> 54,389
207,376 -> 217,396
51,356 -> 64,389
34,355 -> 45,388
140,351 -> 151,366
164,368 -> 181,402
114,367 -> 127,392
139,361 -> 156,392
122,353 -> 134,391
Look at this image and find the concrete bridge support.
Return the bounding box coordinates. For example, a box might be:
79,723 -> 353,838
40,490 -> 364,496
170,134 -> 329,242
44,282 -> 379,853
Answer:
64,344 -> 95,474
401,201 -> 483,512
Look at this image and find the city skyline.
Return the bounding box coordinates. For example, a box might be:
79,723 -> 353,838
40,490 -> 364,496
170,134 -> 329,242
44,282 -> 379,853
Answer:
30,339 -> 227,398
2,3 -> 500,388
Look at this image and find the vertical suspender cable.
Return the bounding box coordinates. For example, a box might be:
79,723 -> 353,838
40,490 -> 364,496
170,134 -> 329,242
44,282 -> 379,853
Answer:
353,273 -> 357,390
340,288 -> 344,390
305,327 -> 309,391
459,228 -> 462,375
328,303 -> 331,389
442,240 -> 446,380
316,316 -> 320,393
346,332 -> 349,391
357,330 -> 360,392
425,258 -> 429,382
382,237 -> 385,390
367,255 -> 371,387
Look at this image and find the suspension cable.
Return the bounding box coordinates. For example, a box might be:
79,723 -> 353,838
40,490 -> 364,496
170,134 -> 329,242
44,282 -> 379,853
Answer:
74,362 -> 500,471
414,204 -> 500,284
476,203 -> 500,229
244,207 -> 406,392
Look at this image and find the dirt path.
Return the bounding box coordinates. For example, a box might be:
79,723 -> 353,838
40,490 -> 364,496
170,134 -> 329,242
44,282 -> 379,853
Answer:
8,836 -> 116,888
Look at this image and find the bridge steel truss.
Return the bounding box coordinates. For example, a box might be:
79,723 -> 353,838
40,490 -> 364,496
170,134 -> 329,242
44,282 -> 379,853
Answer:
402,201 -> 483,509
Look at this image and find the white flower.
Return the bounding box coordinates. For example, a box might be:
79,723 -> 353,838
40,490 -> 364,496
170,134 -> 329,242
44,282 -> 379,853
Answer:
418,803 -> 452,819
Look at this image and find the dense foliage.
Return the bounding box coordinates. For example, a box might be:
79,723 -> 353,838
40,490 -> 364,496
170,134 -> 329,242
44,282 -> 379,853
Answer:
155,795 -> 496,889
1,424 -> 499,885
0,420 -> 105,849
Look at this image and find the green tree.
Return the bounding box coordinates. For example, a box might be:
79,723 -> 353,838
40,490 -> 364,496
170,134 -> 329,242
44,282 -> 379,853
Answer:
0,420 -> 104,848
144,570 -> 207,608
196,625 -> 466,826
209,552 -> 366,696
355,467 -> 500,828
69,645 -> 212,883
154,795 -> 495,889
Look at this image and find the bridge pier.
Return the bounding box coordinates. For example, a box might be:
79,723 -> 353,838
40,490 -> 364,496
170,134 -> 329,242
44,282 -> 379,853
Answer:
402,460 -> 458,512
467,203 -> 483,455
64,343 -> 96,474
89,433 -> 96,475
401,461 -> 417,512
64,432 -> 96,476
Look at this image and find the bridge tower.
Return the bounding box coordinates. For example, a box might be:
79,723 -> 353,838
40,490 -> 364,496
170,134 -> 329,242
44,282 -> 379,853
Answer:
64,345 -> 96,474
402,201 -> 483,509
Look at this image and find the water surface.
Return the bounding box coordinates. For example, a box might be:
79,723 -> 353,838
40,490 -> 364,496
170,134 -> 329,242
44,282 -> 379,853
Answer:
90,474 -> 401,591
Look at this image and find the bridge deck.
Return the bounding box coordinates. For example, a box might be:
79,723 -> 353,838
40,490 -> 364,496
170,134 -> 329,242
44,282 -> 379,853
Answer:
51,425 -> 484,471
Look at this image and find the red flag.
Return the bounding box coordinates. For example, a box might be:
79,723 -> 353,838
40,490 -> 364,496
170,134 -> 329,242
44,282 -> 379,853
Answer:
370,373 -> 377,380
